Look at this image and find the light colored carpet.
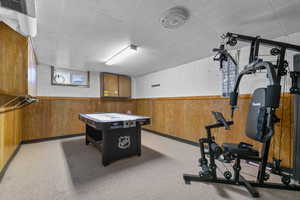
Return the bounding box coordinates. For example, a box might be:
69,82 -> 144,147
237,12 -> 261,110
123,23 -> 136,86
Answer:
0,131 -> 299,200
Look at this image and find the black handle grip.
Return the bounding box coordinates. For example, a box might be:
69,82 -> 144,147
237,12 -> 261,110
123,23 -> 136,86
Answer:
230,91 -> 238,107
212,112 -> 233,130
230,92 -> 239,117
290,71 -> 300,94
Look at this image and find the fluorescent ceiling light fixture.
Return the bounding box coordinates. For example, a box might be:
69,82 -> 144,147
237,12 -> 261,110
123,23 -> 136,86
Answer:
105,44 -> 138,66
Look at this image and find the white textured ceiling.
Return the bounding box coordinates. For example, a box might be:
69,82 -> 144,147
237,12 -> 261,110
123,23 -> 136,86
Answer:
33,0 -> 300,76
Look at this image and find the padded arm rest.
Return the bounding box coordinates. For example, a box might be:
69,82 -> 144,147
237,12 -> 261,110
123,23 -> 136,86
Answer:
212,111 -> 234,130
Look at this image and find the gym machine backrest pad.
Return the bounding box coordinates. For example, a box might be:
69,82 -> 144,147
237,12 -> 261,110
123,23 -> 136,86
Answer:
293,53 -> 300,182
245,88 -> 267,142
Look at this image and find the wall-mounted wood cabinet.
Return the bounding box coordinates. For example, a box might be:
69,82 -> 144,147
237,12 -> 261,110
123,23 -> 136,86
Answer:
0,22 -> 37,97
100,72 -> 131,98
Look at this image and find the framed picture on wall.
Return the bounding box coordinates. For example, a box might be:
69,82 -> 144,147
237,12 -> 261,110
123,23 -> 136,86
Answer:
51,66 -> 90,87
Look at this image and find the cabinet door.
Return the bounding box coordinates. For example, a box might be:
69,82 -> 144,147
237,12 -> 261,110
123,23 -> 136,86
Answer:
0,22 -> 28,96
102,73 -> 119,97
118,75 -> 131,98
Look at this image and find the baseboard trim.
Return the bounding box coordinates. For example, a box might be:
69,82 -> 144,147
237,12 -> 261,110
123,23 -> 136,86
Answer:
22,133 -> 85,144
142,128 -> 198,147
0,144 -> 21,183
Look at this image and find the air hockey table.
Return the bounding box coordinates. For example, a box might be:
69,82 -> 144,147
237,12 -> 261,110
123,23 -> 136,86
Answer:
79,113 -> 151,166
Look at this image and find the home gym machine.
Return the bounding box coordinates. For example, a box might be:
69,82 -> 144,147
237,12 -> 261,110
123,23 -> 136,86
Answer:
183,33 -> 300,197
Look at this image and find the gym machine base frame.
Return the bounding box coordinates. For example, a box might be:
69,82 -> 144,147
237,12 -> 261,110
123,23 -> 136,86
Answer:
183,174 -> 300,198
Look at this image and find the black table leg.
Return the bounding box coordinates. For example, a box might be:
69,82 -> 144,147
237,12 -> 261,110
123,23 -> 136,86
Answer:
102,130 -> 109,166
85,125 -> 90,145
137,125 -> 142,156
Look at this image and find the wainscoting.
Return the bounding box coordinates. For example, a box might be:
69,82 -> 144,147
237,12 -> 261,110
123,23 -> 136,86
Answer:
22,97 -> 136,141
0,108 -> 22,172
0,96 -> 135,174
135,95 -> 294,168
2,95 -> 293,170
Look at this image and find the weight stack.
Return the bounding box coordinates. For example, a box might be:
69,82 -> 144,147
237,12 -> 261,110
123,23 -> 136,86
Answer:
293,54 -> 300,183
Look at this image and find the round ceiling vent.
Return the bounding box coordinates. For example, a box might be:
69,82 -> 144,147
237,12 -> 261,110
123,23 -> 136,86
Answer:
160,7 -> 189,29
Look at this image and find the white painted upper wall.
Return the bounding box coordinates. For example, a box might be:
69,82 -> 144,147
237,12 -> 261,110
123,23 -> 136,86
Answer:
37,64 -> 137,97
134,57 -> 221,98
37,32 -> 300,98
133,32 -> 300,98
37,64 -> 100,97
133,47 -> 267,98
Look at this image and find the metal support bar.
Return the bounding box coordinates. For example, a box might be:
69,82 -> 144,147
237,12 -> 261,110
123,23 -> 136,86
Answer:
239,176 -> 259,197
226,32 -> 300,52
183,174 -> 300,197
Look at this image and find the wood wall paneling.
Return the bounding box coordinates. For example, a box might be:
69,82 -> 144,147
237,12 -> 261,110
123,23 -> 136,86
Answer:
136,95 -> 294,168
152,100 -> 166,133
135,99 -> 153,129
0,111 -> 4,170
0,108 -> 22,172
22,97 -> 136,141
22,98 -> 95,140
2,94 -> 293,168
164,100 -> 184,138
